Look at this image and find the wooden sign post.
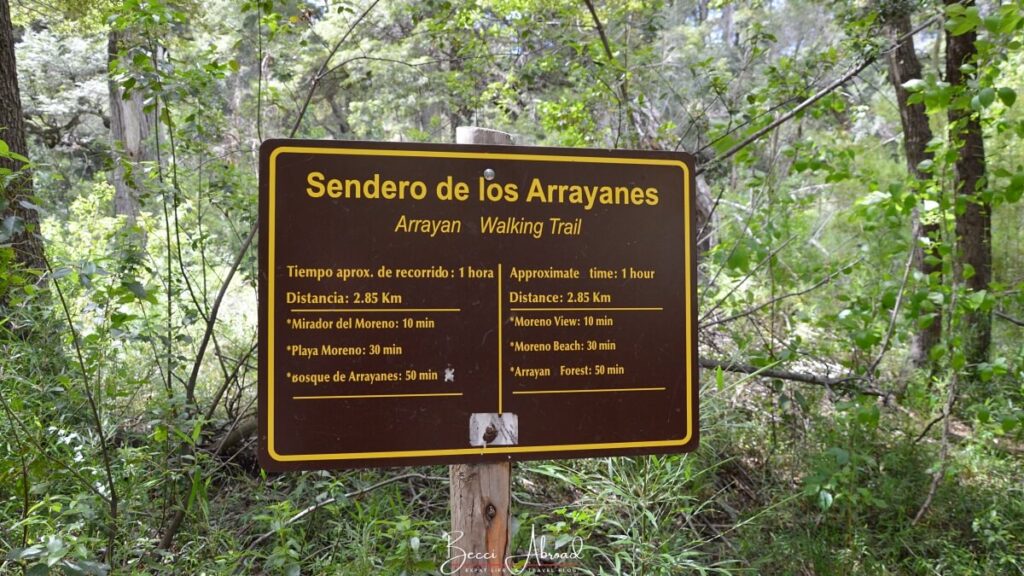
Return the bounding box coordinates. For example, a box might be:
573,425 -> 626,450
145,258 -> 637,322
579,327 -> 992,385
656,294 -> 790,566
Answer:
257,128 -> 699,572
450,127 -> 514,575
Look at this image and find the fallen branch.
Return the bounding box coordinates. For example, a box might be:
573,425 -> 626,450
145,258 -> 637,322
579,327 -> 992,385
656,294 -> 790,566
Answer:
699,357 -> 881,396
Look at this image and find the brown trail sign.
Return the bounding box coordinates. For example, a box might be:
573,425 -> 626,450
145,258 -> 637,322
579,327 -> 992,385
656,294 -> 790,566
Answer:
258,135 -> 698,471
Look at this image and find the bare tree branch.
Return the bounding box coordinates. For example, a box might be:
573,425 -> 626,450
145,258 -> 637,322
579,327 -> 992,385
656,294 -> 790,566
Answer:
699,234 -> 796,323
246,473 -> 446,550
995,310 -> 1024,327
913,281 -> 962,525
696,13 -> 941,176
289,0 -> 383,138
183,223 -> 257,406
913,371 -> 957,524
45,257 -> 120,560
868,246 -> 916,377
581,0 -> 640,144
703,257 -> 861,328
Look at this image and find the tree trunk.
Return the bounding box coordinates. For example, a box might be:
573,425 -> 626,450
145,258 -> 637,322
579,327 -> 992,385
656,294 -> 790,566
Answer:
720,2 -> 734,47
107,29 -> 152,226
945,0 -> 991,369
885,11 -> 942,367
0,0 -> 45,271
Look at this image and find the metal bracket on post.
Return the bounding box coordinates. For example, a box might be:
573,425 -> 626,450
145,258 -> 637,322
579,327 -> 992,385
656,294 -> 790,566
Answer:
470,413 -> 519,447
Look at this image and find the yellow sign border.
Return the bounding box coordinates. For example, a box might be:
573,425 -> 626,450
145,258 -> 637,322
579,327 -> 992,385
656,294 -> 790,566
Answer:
266,145 -> 694,462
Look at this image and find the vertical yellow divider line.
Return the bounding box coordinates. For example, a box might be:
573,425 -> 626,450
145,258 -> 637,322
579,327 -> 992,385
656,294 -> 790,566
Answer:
498,263 -> 503,414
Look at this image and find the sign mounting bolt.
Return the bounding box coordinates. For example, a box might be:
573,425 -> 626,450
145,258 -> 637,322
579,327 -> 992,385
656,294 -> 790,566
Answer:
483,168 -> 495,181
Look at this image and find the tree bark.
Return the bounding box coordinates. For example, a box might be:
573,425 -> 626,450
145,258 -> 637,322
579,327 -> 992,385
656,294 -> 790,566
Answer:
945,0 -> 991,368
107,29 -> 152,226
885,10 -> 942,367
0,0 -> 45,272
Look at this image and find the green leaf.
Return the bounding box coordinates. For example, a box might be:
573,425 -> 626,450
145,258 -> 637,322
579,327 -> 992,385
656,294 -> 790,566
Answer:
716,366 -> 724,391
881,290 -> 897,309
977,406 -> 990,424
983,14 -> 1003,33
948,9 -> 982,36
19,199 -> 43,213
726,242 -> 750,271
45,536 -> 67,567
1001,416 -> 1018,434
917,313 -> 936,329
818,490 -> 834,511
857,190 -> 891,206
978,363 -> 994,382
902,78 -> 927,92
7,545 -> 45,561
1007,174 -> 1024,203
160,107 -> 173,129
998,87 -> 1017,107
1000,13 -> 1022,34
964,289 -> 987,311
929,344 -> 946,362
827,447 -> 850,465
123,280 -> 148,300
853,329 -> 880,350
857,405 -> 880,428
978,87 -> 996,108
50,267 -> 72,280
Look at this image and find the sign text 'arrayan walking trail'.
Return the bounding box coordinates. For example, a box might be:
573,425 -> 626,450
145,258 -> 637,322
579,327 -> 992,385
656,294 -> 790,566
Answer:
258,139 -> 698,470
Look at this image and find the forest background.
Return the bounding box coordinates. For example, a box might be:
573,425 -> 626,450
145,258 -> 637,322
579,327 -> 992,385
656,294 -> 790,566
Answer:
2,0 -> 1024,574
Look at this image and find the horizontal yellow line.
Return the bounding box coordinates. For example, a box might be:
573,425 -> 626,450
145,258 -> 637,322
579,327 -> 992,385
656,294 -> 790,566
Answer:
509,307 -> 664,312
513,387 -> 666,395
290,308 -> 461,313
293,392 -> 463,400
